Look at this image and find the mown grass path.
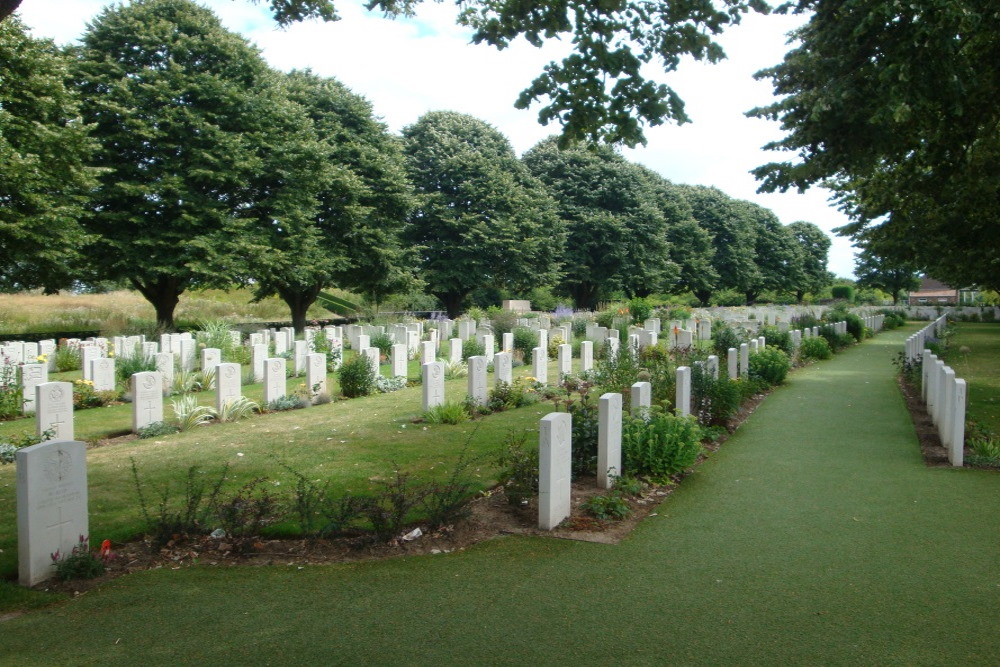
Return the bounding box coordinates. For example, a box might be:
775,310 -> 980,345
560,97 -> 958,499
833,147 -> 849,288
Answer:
3,327 -> 998,665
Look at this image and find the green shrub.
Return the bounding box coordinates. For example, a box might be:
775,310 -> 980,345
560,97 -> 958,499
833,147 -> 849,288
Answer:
691,367 -> 742,427
759,325 -> 792,354
424,401 -> 469,425
844,313 -> 865,342
50,535 -> 106,581
568,393 -> 599,478
115,353 -> 157,387
622,409 -> 703,480
137,420 -> 181,439
266,395 -> 309,411
462,337 -> 485,359
581,492 -> 631,521
749,345 -> 791,386
798,336 -> 832,361
831,285 -> 855,302
487,307 -> 518,337
338,354 -> 375,398
495,430 -> 538,505
370,332 -> 394,356
712,321 -> 745,357
594,344 -> 643,396
54,344 -> 82,372
512,327 -> 536,358
628,297 -> 653,324
0,363 -> 22,419
0,429 -> 52,464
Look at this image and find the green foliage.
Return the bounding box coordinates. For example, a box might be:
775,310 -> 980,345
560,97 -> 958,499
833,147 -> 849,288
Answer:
136,421 -> 181,439
374,375 -> 407,394
462,338 -> 485,360
338,354 -> 375,398
0,17 -> 95,292
213,478 -> 278,551
72,380 -> 118,410
487,307 -> 519,337
787,221 -> 832,301
487,379 -> 537,413
711,321 -> 745,357
691,368 -> 742,427
266,395 -> 309,412
798,336 -> 832,361
50,536 -> 105,581
523,139 -> 677,309
759,325 -> 792,355
115,354 -> 157,387
627,298 -> 653,324
511,327 -> 537,359
0,363 -> 22,420
130,458 -> 228,549
217,396 -> 260,423
424,402 -> 469,425
54,344 -> 81,372
494,430 -> 538,505
854,247 -> 920,305
566,391 -> 599,478
402,111 -> 564,317
593,344 -> 643,397
0,429 -> 52,464
749,346 -> 791,386
171,395 -> 216,430
752,0 -> 1000,291
581,492 -> 632,521
622,410 -> 703,480
969,435 -> 1000,461
830,286 -> 855,302
370,333 -> 395,356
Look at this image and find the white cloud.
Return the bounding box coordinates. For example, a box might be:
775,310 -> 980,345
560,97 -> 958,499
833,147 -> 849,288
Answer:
18,0 -> 857,278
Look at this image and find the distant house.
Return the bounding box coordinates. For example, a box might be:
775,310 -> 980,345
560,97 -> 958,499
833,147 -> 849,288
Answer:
907,278 -> 979,306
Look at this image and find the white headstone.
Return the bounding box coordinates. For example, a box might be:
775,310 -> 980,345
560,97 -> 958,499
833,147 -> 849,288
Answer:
449,338 -> 463,364
215,363 -> 241,413
739,343 -> 750,379
39,340 -> 56,372
362,347 -> 380,378
494,352 -> 513,387
422,361 -> 445,412
630,381 -> 651,417
80,345 -> 99,381
132,371 -> 163,432
580,340 -> 594,373
91,358 -> 115,392
598,393 -> 622,490
482,334 -> 495,364
532,346 -> 548,385
306,353 -> 327,401
178,338 -> 195,372
467,355 -> 488,407
950,379 -> 966,467
391,343 -> 408,378
538,412 -> 572,530
20,363 -> 47,414
421,340 -> 436,365
502,332 -> 514,353
16,439 -> 88,587
707,355 -> 719,381
552,340 -> 571,375
263,358 -> 286,404
676,366 -> 692,417
727,348 -> 738,380
293,340 -> 308,376
201,347 -> 221,375
155,352 -> 174,394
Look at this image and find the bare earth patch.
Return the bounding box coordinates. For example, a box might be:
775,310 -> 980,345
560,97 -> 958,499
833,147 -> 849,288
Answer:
897,375 -> 954,467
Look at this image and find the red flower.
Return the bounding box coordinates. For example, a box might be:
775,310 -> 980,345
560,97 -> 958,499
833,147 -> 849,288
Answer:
100,539 -> 112,559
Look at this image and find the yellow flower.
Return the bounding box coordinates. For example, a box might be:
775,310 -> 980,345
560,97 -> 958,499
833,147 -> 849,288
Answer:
36,354 -> 47,362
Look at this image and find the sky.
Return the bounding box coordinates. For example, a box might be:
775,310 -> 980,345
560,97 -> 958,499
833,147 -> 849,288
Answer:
18,0 -> 858,278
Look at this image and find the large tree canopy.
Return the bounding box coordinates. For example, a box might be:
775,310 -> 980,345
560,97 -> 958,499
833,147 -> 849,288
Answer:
786,221 -> 830,302
523,138 -> 678,309
0,17 -> 95,292
72,0 -> 292,329
0,0 -> 336,25
675,185 -> 758,305
854,245 -> 920,306
740,201 -> 804,304
244,70 -> 414,332
750,0 -> 1000,290
402,111 -> 564,318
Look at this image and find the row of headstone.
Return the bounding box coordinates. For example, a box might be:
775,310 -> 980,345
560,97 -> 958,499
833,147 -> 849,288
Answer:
921,346 -> 966,467
906,315 -> 947,363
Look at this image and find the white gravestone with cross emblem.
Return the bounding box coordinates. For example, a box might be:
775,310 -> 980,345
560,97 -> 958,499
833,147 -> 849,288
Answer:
20,363 -> 48,414
422,361 -> 445,412
131,371 -> 163,432
264,358 -> 287,404
36,382 -> 73,441
16,439 -> 88,586
215,363 -> 241,413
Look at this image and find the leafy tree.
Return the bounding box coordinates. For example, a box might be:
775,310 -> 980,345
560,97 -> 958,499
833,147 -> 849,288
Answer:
786,221 -> 830,302
676,185 -> 758,305
402,112 -> 564,318
72,0 -> 294,329
740,202 -> 803,304
244,70 -> 414,331
750,0 -> 1000,290
633,166 -> 718,298
854,245 -> 920,306
523,138 -> 678,309
1,0 -> 336,25
0,17 -> 95,292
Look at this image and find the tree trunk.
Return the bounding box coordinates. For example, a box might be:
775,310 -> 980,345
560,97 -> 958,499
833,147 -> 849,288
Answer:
693,289 -> 712,306
131,276 -> 184,331
278,284 -> 322,335
745,290 -> 759,306
569,283 -> 599,311
891,290 -> 900,305
0,0 -> 23,23
796,289 -> 806,303
439,292 -> 467,320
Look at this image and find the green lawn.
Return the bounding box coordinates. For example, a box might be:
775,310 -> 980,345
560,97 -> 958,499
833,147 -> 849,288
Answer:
941,322 -> 1000,434
1,325 -> 997,664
